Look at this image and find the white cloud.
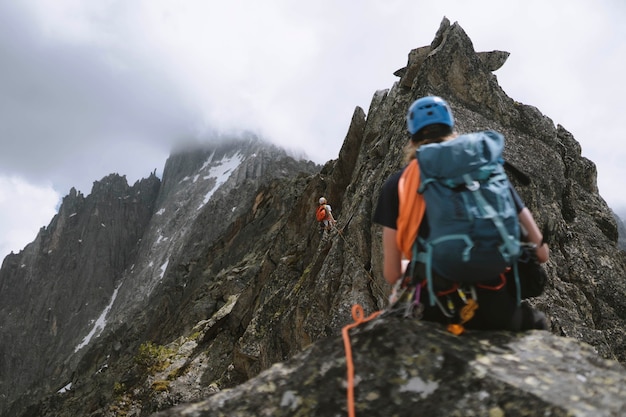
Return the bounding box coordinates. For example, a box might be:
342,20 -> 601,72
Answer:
0,0 -> 625,259
0,176 -> 60,259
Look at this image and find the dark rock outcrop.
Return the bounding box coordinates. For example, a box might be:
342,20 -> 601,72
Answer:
2,17 -> 626,417
0,173 -> 160,411
152,317 -> 626,417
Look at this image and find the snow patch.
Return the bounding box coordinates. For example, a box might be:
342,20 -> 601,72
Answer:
74,283 -> 122,352
158,259 -> 169,280
58,382 -> 72,394
96,362 -> 109,374
203,150 -> 216,167
155,234 -> 169,244
198,152 -> 243,209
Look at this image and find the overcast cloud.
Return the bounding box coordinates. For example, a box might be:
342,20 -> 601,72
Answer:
1,0 -> 625,258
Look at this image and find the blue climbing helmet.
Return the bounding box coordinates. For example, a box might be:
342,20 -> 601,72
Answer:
406,96 -> 455,135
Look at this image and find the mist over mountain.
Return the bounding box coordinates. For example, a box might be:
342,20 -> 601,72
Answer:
1,18 -> 625,417
614,210 -> 626,250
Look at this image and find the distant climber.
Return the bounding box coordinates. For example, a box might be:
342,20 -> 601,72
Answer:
373,95 -> 549,332
316,197 -> 336,233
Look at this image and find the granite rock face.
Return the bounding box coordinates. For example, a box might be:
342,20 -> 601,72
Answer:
0,135 -> 319,416
152,317 -> 626,417
2,17 -> 626,417
0,173 -> 160,411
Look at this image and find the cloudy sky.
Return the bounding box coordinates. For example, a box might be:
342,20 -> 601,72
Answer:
1,0 -> 625,259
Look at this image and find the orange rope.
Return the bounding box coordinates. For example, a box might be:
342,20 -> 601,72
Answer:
475,273 -> 507,291
341,304 -> 382,417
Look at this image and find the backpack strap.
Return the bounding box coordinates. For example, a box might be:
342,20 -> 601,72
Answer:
413,239 -> 437,306
462,173 -> 522,305
512,260 -> 521,305
396,160 -> 426,260
461,173 -> 519,262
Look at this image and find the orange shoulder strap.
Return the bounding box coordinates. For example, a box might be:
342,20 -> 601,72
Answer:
396,159 -> 425,260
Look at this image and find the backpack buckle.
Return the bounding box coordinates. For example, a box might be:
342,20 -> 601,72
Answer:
466,180 -> 480,191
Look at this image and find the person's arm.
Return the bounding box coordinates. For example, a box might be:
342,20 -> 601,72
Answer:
382,226 -> 403,285
518,207 -> 549,263
327,205 -> 336,224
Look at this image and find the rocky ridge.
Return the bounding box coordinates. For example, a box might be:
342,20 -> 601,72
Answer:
1,17 -> 626,417
152,318 -> 626,417
0,135 -> 319,416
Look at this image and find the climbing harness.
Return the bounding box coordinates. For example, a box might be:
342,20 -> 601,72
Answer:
341,285 -> 478,417
446,290 -> 479,336
387,271 -> 487,336
425,282 -> 480,335
340,273 -> 490,416
386,277 -> 423,319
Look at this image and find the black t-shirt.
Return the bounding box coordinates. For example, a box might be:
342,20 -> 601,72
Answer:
372,166 -> 525,230
372,170 -> 403,229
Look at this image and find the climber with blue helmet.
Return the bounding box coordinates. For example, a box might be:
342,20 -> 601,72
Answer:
406,95 -> 455,137
373,95 -> 549,332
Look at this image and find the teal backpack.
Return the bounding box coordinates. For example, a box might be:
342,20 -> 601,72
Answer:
413,130 -> 522,305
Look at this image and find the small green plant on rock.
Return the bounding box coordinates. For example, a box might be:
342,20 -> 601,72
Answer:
151,379 -> 170,392
134,341 -> 175,373
113,381 -> 126,395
